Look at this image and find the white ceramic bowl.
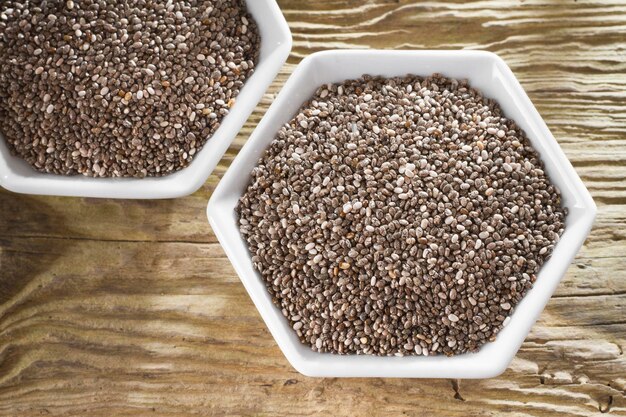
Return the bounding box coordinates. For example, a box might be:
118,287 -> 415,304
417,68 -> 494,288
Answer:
207,50 -> 596,378
0,0 -> 291,199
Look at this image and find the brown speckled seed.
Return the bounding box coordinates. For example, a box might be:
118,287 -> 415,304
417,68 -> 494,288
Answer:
237,74 -> 567,357
0,0 -> 260,178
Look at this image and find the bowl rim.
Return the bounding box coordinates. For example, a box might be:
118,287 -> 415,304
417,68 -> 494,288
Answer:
0,0 -> 292,199
207,49 -> 597,378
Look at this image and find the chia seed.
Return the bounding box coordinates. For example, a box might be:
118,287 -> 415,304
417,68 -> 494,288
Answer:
237,73 -> 567,356
0,0 -> 260,178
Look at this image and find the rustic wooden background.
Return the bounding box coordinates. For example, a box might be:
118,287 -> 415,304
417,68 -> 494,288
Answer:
1,0 -> 625,415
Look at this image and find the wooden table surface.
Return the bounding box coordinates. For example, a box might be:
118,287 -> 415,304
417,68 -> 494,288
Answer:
1,1 -> 625,415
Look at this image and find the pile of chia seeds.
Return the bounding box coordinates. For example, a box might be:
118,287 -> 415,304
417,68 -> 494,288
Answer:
0,0 -> 260,177
237,74 -> 567,356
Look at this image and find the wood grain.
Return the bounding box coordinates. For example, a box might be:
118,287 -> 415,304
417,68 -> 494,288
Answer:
1,0 -> 625,415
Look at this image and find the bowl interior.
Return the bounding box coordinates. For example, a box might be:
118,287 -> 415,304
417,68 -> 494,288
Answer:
0,0 -> 291,198
208,50 -> 596,378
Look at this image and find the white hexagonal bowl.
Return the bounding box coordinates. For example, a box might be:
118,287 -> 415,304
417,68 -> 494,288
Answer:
0,0 -> 291,199
207,50 -> 596,378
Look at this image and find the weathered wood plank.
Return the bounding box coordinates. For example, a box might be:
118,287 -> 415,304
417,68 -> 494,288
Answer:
0,237 -> 624,416
1,0 -> 625,415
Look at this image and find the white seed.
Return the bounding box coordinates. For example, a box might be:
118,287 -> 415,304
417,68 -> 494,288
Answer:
315,338 -> 323,349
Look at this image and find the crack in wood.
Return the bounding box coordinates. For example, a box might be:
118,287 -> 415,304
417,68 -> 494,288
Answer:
599,395 -> 614,413
450,379 -> 465,401
0,234 -> 215,245
552,290 -> 626,298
